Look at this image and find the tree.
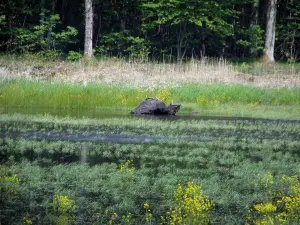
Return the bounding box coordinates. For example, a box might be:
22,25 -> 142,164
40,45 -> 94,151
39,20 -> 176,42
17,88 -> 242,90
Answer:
0,0 -> 298,61
261,0 -> 277,64
141,0 -> 238,61
84,0 -> 93,58
276,0 -> 300,61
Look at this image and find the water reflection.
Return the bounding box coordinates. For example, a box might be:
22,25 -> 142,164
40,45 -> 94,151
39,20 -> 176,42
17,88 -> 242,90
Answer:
2,106 -> 299,123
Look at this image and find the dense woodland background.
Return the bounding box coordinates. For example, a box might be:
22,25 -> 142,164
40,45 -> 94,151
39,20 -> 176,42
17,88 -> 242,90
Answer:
0,0 -> 299,62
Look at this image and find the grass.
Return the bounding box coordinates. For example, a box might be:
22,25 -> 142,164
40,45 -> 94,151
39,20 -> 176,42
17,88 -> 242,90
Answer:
1,79 -> 299,119
0,114 -> 299,224
1,113 -> 300,136
1,53 -> 299,88
1,53 -> 299,119
233,60 -> 300,76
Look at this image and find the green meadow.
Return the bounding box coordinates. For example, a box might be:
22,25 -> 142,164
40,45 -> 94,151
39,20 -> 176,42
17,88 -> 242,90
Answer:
1,79 -> 299,119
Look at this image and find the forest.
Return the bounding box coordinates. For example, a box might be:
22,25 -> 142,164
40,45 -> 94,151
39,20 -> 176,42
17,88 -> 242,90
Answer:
0,0 -> 299,62
1,1 -> 300,225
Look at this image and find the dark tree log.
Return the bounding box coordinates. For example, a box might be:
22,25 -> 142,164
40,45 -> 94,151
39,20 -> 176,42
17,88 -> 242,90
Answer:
131,97 -> 181,115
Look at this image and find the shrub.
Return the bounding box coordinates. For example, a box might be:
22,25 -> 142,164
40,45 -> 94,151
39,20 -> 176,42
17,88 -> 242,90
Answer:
67,51 -> 82,61
13,13 -> 78,53
162,181 -> 213,225
247,174 -> 300,225
46,195 -> 77,225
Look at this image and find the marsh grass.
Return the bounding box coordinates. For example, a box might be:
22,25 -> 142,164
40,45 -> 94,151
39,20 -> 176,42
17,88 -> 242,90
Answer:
0,114 -> 299,224
1,79 -> 299,119
1,54 -> 299,119
1,114 -> 300,135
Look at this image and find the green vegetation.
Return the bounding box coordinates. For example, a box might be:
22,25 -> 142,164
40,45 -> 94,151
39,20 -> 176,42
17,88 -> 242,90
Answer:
1,0 -> 299,61
1,1 -> 299,224
247,174 -> 300,225
0,114 -> 299,224
233,60 -> 300,76
1,79 -> 299,119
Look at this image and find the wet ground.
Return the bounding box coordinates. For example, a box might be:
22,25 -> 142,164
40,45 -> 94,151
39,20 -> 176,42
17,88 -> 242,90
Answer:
2,106 -> 300,123
0,131 -> 213,143
1,108 -> 300,144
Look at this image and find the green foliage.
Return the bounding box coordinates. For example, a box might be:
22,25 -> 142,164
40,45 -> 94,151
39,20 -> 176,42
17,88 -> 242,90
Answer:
162,181 -> 213,225
0,15 -> 5,28
67,51 -> 82,61
36,50 -> 62,60
23,218 -> 33,225
141,0 -> 238,59
236,25 -> 264,56
157,90 -> 172,103
0,0 -> 299,60
125,36 -> 150,60
13,13 -> 78,54
0,113 -> 299,224
46,195 -> 76,225
95,31 -> 150,60
0,79 -> 299,119
0,173 -> 20,195
1,80 -> 299,111
276,0 -> 300,61
247,174 -> 300,225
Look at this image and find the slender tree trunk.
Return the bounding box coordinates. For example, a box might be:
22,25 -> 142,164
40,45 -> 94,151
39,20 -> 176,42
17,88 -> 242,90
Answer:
95,15 -> 102,46
84,0 -> 93,58
261,0 -> 277,64
40,0 -> 45,40
176,22 -> 187,62
47,0 -> 57,49
251,0 -> 259,25
120,18 -> 126,31
40,0 -> 45,20
251,0 -> 259,57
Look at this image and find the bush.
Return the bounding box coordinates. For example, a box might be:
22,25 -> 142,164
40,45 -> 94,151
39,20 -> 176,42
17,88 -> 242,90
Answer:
247,174 -> 300,225
67,51 -> 82,60
13,13 -> 78,53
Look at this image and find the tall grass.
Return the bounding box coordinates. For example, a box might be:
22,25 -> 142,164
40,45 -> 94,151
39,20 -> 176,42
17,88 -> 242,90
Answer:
1,54 -> 299,118
1,54 -> 299,88
1,79 -> 299,110
173,83 -> 300,105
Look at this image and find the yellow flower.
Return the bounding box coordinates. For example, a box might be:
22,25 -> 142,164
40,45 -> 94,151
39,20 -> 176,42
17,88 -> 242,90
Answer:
157,90 -> 172,103
165,181 -> 213,225
144,202 -> 150,209
254,203 -> 277,213
0,174 -> 20,194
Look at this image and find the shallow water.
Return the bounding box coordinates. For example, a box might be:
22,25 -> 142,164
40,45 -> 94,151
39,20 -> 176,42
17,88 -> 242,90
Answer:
1,107 -> 300,145
0,131 -> 213,143
2,106 -> 299,123
1,107 -> 300,225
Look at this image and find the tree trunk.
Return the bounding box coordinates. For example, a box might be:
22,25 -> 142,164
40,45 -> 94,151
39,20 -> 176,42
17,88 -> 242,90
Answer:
84,0 -> 93,58
40,0 -> 45,40
251,0 -> 259,25
261,0 -> 277,64
251,0 -> 259,57
46,0 -> 57,49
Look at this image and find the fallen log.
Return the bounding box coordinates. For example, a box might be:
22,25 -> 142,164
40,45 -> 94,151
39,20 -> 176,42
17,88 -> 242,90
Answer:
131,97 -> 181,115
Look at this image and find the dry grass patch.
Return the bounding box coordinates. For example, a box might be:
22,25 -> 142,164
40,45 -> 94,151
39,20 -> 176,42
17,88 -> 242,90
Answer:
1,55 -> 299,88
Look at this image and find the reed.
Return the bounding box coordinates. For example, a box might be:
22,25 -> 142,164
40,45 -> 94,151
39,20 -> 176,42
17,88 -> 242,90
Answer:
1,54 -> 299,89
1,79 -> 299,119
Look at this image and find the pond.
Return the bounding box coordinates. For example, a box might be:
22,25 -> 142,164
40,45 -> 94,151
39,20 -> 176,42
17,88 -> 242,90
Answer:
1,107 -> 299,144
